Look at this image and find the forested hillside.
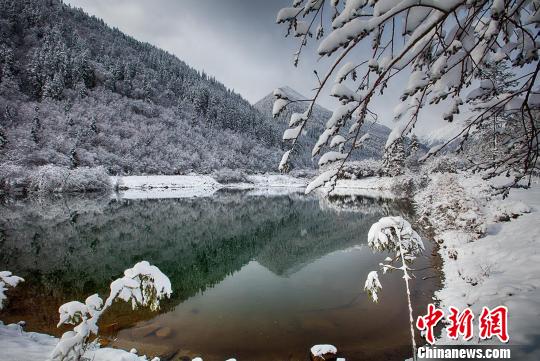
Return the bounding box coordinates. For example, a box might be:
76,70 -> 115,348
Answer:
0,0 -> 290,178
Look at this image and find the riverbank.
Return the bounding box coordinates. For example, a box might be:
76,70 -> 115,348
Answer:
414,173 -> 540,356
112,174 -> 395,199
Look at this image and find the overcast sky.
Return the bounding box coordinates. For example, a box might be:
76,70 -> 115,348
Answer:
63,0 -> 459,137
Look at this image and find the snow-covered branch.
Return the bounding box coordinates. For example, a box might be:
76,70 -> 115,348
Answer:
276,0 -> 540,192
364,216 -> 424,361
0,271 -> 24,310
49,261 -> 172,361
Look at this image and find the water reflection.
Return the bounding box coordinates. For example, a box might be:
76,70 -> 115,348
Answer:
0,191 -> 436,361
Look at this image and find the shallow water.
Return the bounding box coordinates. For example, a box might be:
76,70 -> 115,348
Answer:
0,191 -> 438,360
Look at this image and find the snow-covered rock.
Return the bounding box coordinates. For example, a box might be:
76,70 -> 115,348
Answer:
310,344 -> 338,361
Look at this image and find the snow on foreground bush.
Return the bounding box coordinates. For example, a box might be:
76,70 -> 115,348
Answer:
29,165 -> 112,194
415,173 -> 489,238
364,216 -> 424,361
49,261 -> 171,361
0,271 -> 24,310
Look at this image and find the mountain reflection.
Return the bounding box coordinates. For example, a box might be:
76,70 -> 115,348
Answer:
0,191 -> 412,335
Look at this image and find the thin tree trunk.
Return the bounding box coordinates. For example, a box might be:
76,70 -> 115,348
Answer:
398,237 -> 417,361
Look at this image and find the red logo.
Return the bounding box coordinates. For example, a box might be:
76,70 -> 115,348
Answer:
416,304 -> 444,344
447,306 -> 474,341
479,306 -> 509,343
416,304 -> 509,344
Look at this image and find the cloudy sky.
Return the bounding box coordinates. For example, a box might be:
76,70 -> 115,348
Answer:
63,0 -> 457,137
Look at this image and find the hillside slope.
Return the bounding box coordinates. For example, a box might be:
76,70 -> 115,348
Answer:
0,0 -> 292,176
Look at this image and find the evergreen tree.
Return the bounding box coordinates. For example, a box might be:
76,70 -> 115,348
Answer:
0,126 -> 7,150
31,107 -> 41,144
382,137 -> 406,176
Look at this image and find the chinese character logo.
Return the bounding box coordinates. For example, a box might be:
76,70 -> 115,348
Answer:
416,304 -> 509,344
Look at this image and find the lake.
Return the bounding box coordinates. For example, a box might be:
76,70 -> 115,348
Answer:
0,190 -> 439,361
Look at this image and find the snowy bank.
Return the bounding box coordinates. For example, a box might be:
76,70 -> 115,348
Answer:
114,174 -> 308,199
115,175 -> 222,199
113,174 -> 398,199
415,173 -> 540,354
325,177 -> 395,198
0,322 -> 156,361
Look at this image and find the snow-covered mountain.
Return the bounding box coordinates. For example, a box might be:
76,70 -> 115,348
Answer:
0,0 -> 296,175
255,86 -> 393,162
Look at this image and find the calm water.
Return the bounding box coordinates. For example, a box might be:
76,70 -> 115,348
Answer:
0,191 -> 438,361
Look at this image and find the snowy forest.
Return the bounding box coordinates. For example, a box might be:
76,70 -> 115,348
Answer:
0,0 -> 287,188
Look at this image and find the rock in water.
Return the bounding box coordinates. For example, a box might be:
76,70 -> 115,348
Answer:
310,344 -> 338,361
155,326 -> 173,338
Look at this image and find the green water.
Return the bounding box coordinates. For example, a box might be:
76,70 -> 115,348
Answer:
0,191 -> 438,360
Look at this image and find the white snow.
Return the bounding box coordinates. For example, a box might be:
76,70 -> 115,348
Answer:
364,270 -> 382,302
318,151 -> 347,167
283,125 -> 303,141
0,322 -> 158,361
244,174 -> 308,189
319,177 -> 395,198
330,134 -> 346,148
310,344 -> 338,357
115,174 -> 313,199
276,7 -> 302,23
0,322 -> 58,361
335,61 -> 356,82
116,175 -> 222,199
0,271 -> 24,310
415,173 -> 540,349
117,175 -> 220,190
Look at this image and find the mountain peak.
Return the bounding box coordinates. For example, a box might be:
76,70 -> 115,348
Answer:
255,86 -> 330,114
276,86 -> 307,101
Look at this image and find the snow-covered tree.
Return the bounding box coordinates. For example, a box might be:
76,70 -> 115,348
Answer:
275,0 -> 540,193
381,136 -> 406,176
31,110 -> 41,144
364,216 -> 424,361
0,0 -> 287,178
0,271 -> 24,310
49,261 -> 171,361
0,126 -> 7,150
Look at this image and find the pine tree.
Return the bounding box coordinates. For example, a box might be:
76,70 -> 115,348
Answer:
0,126 -> 7,150
69,146 -> 79,169
42,72 -> 65,100
31,107 -> 41,144
382,137 -> 406,176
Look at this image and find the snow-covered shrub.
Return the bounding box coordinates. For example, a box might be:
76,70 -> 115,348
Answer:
422,155 -> 466,175
49,261 -> 171,361
28,165 -> 112,194
289,168 -> 318,179
388,171 -> 429,198
28,165 -> 70,194
0,271 -> 24,310
364,216 -> 424,360
0,163 -> 31,194
63,166 -> 112,193
340,159 -> 381,179
488,200 -> 531,222
414,174 -> 487,238
211,168 -> 248,184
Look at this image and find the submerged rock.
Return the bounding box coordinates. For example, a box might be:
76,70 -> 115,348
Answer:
155,326 -> 172,338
